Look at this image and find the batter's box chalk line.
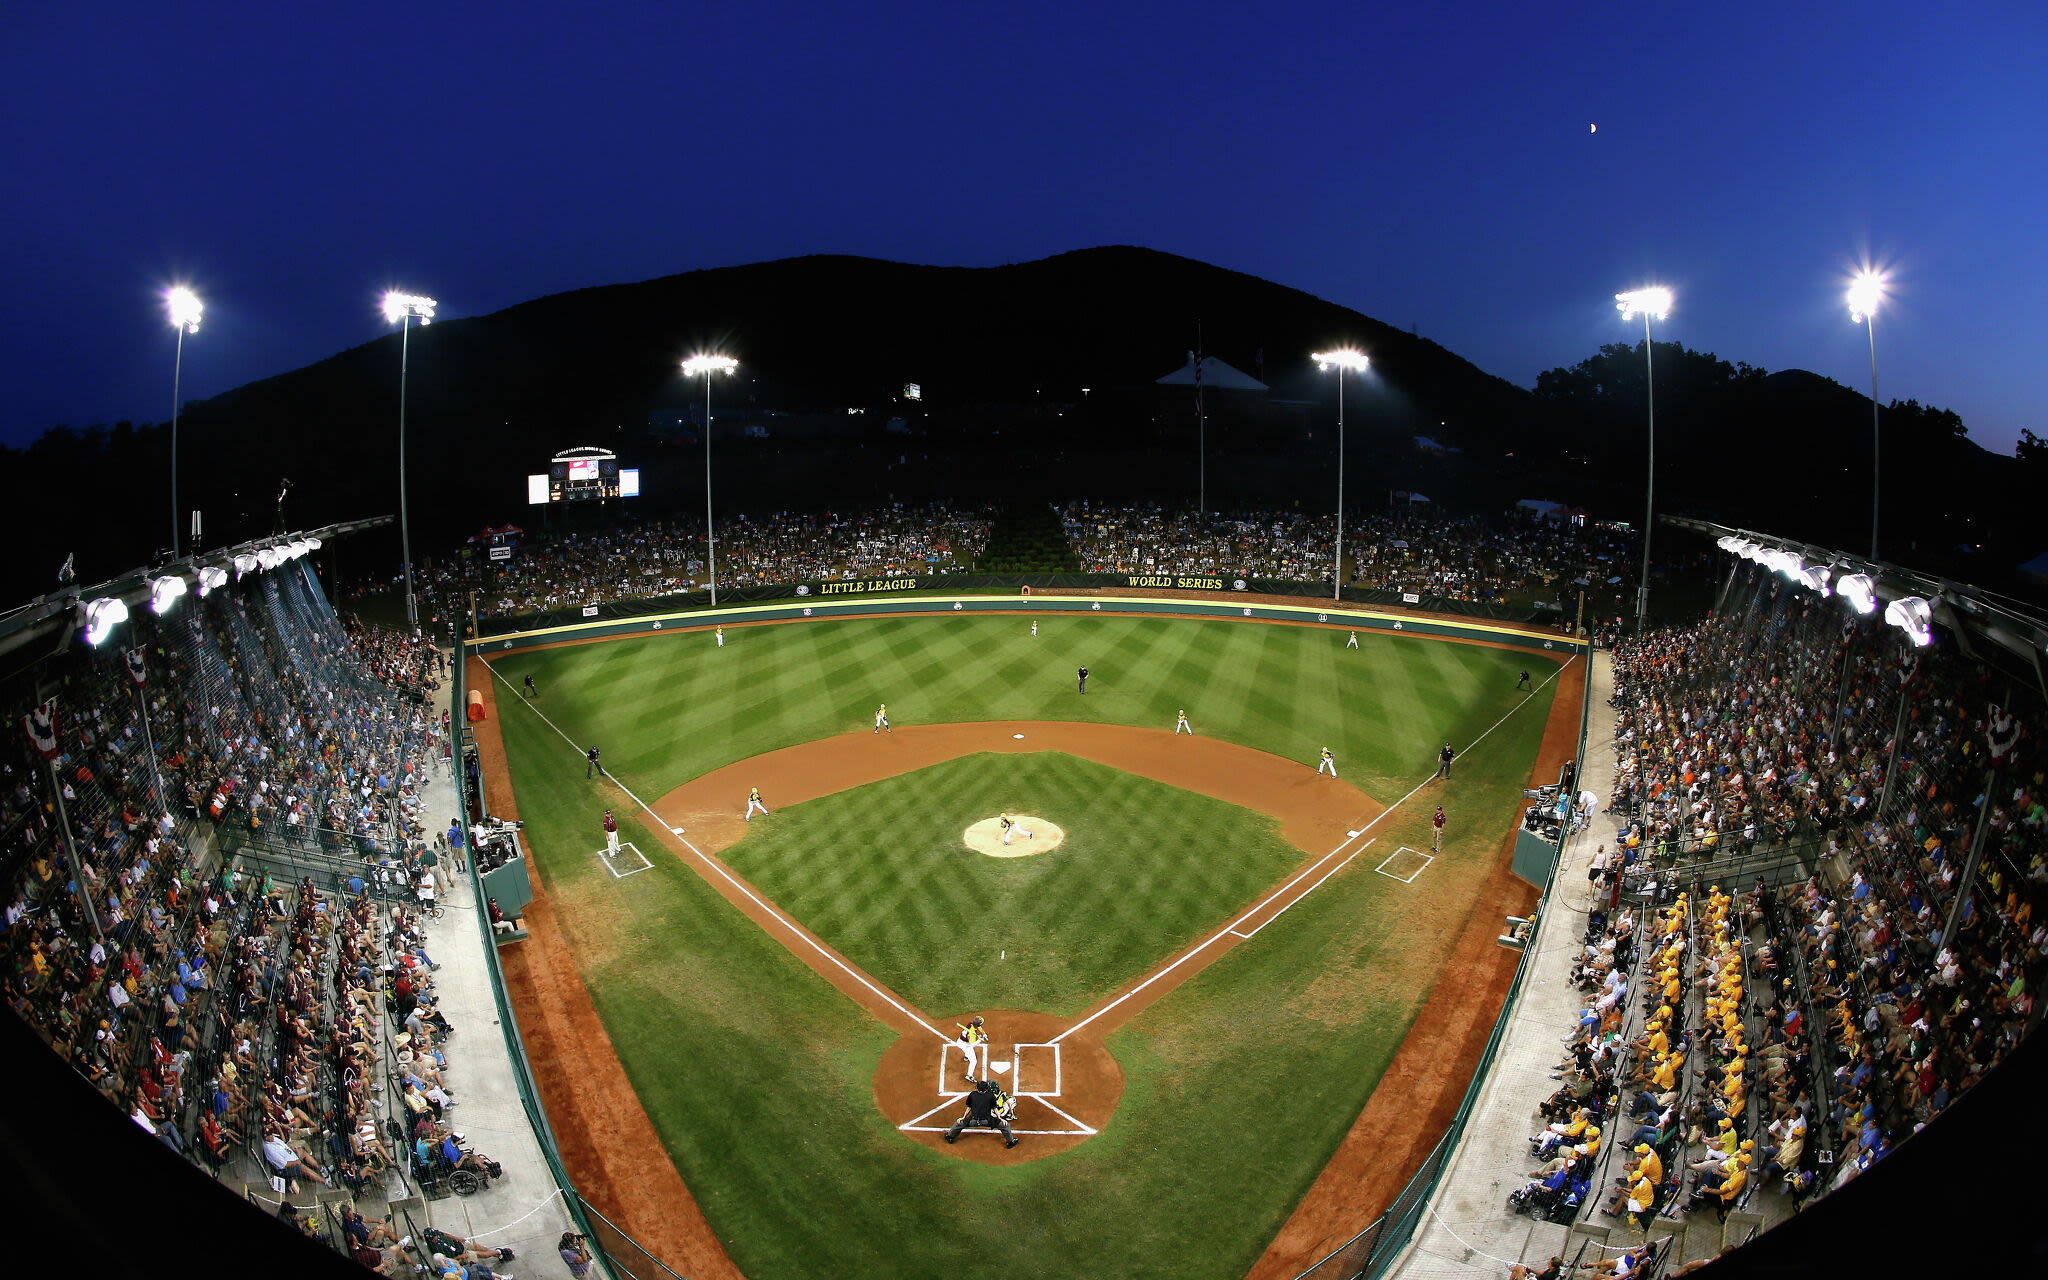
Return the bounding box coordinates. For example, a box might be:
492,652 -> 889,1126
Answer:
599,841 -> 655,878
902,1041 -> 1096,1136
1374,845 -> 1435,884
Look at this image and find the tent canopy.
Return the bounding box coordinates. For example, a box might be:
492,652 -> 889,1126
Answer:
1156,354 -> 1267,391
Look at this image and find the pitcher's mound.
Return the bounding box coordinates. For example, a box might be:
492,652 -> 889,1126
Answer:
964,816 -> 1064,858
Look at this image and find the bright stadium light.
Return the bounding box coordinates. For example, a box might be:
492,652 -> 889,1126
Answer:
1885,595 -> 1933,646
381,291 -> 436,325
1835,572 -> 1878,615
1847,267 -> 1889,560
198,565 -> 228,596
683,354 -> 741,607
1312,350 -> 1369,602
149,574 -> 189,615
233,553 -> 260,578
287,539 -> 310,559
85,597 -> 129,647
1797,564 -> 1832,595
1616,285 -> 1674,632
164,286 -> 204,559
383,290 -> 438,629
303,536 -> 322,550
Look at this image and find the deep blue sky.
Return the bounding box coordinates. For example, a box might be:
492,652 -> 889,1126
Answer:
3,2 -> 2042,452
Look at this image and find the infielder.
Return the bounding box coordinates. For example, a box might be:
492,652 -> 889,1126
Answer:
1347,630 -> 1359,649
744,786 -> 768,822
1432,805 -> 1446,852
1175,708 -> 1192,734
874,703 -> 891,733
602,808 -> 619,855
956,1015 -> 988,1081
999,813 -> 1034,845
1317,746 -> 1337,777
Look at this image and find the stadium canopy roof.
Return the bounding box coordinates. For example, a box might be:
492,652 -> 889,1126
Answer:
1156,355 -> 1267,391
1667,514 -> 2048,701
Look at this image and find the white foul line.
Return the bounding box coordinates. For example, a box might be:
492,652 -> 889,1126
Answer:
481,661 -> 950,1042
1052,654 -> 1577,1044
1228,844 -> 1368,939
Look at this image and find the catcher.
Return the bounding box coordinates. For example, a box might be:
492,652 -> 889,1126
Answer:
944,1079 -> 1019,1149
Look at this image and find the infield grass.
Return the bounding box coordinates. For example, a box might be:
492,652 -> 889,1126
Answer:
718,752 -> 1306,1015
487,616 -> 1565,1280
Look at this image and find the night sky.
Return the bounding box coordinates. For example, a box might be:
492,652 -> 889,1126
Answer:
4,2 -> 2042,452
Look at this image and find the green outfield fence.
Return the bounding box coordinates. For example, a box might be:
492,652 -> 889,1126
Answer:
454,588 -> 1593,1280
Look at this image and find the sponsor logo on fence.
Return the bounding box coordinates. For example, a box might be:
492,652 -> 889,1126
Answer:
819,578 -> 919,595
1124,574 -> 1225,590
1401,592 -> 1421,604
582,606 -> 599,617
795,584 -> 810,596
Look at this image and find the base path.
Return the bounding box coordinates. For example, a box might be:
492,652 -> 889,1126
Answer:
652,721 -> 1382,862
465,658 -> 746,1280
1245,656 -> 1585,1280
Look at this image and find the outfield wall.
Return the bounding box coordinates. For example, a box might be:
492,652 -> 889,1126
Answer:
469,592 -> 1588,660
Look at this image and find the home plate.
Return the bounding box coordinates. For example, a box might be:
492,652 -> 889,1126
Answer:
990,1060 -> 1011,1074
1012,733 -> 1024,739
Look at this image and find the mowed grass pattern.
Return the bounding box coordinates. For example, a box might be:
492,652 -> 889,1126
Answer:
720,752 -> 1305,1015
488,614 -> 1568,1280
491,614 -> 1558,803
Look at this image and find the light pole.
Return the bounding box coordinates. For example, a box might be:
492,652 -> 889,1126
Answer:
1615,287 -> 1672,634
682,354 -> 739,606
1312,349 -> 1369,602
1847,269 -> 1887,561
164,287 -> 202,558
382,291 -> 437,630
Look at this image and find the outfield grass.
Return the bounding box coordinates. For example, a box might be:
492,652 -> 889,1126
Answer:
490,614 -> 1556,803
488,616 -> 1564,1280
719,752 -> 1307,1016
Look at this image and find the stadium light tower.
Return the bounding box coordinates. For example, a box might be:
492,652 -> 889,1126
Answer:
164,286 -> 202,559
1615,286 -> 1673,634
382,290 -> 437,629
683,354 -> 739,607
1847,268 -> 1888,561
1312,349 -> 1369,602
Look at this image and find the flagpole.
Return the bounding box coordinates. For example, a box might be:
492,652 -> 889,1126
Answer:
1195,327 -> 1206,517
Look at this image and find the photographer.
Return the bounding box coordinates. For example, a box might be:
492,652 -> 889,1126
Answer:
560,1231 -> 595,1278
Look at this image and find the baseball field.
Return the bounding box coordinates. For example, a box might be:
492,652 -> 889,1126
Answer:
467,610 -> 1576,1280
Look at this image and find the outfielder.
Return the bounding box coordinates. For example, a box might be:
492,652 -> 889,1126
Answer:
715,626 -> 725,648
1175,708 -> 1191,734
744,786 -> 768,822
1347,630 -> 1359,649
1031,620 -> 1038,637
956,1015 -> 989,1081
1317,746 -> 1337,777
1432,805 -> 1446,852
874,703 -> 891,733
999,813 -> 1034,846
602,808 -> 619,855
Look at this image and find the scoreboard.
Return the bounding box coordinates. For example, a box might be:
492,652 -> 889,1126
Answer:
529,447 -> 640,504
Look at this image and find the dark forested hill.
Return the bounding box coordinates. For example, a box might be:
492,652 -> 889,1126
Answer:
1,246 -> 2030,608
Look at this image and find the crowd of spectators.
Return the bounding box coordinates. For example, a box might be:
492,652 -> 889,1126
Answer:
1060,503 -> 1634,606
1534,564 -> 2046,1255
2,559 -> 503,1270
392,503 -> 993,622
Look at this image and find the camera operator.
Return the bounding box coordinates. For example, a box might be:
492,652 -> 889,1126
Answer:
560,1230 -> 595,1278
